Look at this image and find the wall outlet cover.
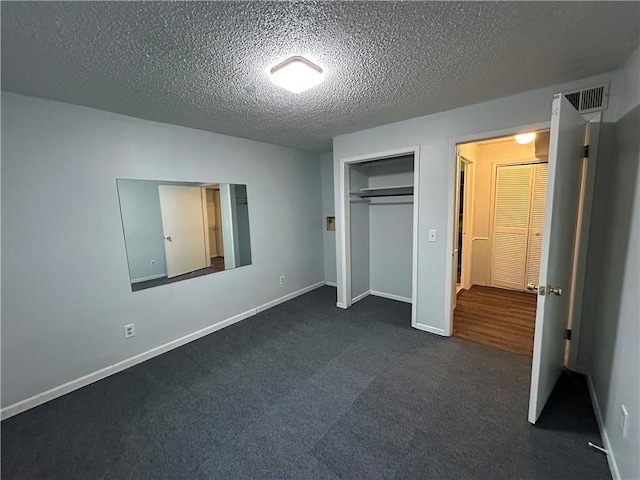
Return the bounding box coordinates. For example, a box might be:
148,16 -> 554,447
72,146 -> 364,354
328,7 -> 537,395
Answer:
280,275 -> 286,285
123,323 -> 135,339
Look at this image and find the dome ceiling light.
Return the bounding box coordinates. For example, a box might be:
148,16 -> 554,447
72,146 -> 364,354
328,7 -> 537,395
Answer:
269,56 -> 324,94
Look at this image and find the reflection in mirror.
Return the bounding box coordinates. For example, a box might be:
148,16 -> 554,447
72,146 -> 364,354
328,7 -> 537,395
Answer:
116,179 -> 252,291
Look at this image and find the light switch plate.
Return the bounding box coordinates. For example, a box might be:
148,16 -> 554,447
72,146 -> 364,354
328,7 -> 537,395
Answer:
428,230 -> 437,242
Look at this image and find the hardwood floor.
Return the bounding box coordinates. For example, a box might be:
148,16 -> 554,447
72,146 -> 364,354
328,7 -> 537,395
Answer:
453,285 -> 538,357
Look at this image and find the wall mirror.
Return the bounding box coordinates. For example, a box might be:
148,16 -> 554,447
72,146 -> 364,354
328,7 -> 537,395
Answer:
116,179 -> 252,291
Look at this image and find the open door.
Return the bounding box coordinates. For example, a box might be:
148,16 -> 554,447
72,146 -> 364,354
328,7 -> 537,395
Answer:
158,185 -> 208,278
528,94 -> 587,423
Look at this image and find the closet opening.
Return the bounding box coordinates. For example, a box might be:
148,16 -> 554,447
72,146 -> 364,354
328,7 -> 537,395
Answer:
338,146 -> 420,328
451,130 -> 551,356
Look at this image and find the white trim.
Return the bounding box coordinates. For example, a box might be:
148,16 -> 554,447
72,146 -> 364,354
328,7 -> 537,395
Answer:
255,281 -> 325,313
580,368 -> 621,480
339,159 -> 351,308
444,121 -> 551,337
130,273 -> 167,284
410,151 -> 421,327
325,281 -> 337,287
459,157 -> 475,291
370,290 -> 412,304
338,145 -> 420,328
0,281 -> 326,420
412,323 -> 446,336
201,186 -> 212,266
351,290 -> 370,304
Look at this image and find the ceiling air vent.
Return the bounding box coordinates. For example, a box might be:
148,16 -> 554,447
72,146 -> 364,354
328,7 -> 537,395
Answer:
563,84 -> 609,113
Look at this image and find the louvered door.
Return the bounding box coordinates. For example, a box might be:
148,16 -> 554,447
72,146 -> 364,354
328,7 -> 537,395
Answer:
525,164 -> 548,287
491,165 -> 533,290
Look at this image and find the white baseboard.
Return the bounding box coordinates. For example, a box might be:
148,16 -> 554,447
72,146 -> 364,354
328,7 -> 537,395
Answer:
131,273 -> 167,283
336,302 -> 348,309
351,290 -> 370,304
256,281 -> 325,313
582,368 -> 621,480
1,281 -> 326,421
370,290 -> 412,304
325,281 -> 337,287
412,323 -> 447,336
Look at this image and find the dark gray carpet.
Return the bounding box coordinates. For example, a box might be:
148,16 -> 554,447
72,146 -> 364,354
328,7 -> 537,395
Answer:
1,286 -> 610,479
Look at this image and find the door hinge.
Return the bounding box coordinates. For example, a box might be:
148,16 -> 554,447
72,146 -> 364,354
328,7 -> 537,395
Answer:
566,329 -> 572,340
583,145 -> 589,158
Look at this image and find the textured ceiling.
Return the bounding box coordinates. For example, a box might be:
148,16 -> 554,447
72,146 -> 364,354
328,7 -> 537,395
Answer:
2,2 -> 639,151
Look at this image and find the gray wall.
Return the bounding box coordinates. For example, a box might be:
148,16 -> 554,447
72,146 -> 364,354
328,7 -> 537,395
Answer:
1,92 -> 324,407
333,70 -> 618,333
320,152 -> 336,284
578,47 -> 639,480
368,162 -> 414,299
369,203 -> 413,298
116,179 -> 168,282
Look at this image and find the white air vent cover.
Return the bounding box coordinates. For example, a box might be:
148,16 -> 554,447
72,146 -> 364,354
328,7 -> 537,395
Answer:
563,84 -> 609,113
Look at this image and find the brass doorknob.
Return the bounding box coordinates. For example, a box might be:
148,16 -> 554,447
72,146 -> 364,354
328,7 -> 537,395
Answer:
548,286 -> 563,296
527,283 -> 547,296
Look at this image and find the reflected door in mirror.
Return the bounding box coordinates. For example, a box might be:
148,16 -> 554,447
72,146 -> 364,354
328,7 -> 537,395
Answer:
116,179 -> 253,292
158,185 -> 208,278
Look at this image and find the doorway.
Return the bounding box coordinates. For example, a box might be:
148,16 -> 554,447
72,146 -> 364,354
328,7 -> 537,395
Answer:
202,186 -> 226,272
337,146 -> 421,328
451,131 -> 550,356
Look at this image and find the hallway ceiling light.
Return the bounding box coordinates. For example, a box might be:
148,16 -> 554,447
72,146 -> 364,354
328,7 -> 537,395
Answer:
515,132 -> 536,145
269,56 -> 324,93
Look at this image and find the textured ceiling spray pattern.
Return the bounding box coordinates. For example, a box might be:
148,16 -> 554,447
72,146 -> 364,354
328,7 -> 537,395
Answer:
2,1 -> 638,150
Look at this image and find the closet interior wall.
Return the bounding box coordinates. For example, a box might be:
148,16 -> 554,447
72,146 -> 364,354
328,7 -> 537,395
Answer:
349,155 -> 415,301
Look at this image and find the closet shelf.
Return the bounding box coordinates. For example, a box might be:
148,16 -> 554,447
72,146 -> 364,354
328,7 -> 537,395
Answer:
350,184 -> 414,199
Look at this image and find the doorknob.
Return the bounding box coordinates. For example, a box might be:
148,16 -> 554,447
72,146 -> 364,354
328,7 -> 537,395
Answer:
164,235 -> 172,241
527,283 -> 562,296
526,283 -> 546,296
548,286 -> 563,296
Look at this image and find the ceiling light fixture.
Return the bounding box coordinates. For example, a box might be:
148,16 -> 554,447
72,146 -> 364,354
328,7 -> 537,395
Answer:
269,56 -> 324,93
515,132 -> 536,145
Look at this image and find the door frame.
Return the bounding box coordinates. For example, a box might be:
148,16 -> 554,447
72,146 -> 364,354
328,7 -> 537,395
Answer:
565,113 -> 601,370
459,155 -> 475,291
201,187 -> 212,267
337,145 -> 421,328
445,121 -> 550,336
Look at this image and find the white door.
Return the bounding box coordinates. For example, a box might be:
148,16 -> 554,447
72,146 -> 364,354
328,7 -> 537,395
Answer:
158,185 -> 207,278
491,164 -> 533,290
525,164 -> 548,287
528,95 -> 586,423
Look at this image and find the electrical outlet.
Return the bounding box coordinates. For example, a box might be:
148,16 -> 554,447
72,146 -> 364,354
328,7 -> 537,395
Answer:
150,259 -> 156,267
280,275 -> 286,285
123,323 -> 135,339
428,230 -> 437,242
620,405 -> 628,438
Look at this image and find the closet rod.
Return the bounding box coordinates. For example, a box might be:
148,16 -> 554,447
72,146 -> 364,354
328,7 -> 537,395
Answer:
359,193 -> 414,198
